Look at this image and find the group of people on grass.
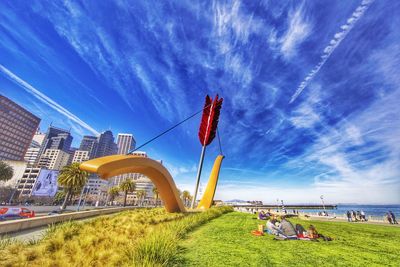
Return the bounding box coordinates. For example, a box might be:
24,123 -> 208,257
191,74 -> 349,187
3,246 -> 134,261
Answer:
258,209 -> 299,220
386,211 -> 398,224
265,215 -> 331,241
346,210 -> 367,222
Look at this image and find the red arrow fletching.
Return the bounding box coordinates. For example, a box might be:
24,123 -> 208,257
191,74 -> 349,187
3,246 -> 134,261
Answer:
198,95 -> 223,146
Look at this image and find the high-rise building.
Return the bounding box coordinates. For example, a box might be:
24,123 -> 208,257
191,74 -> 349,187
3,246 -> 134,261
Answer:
96,130 -> 117,158
38,149 -> 70,170
111,134 -> 136,186
24,131 -> 46,166
86,174 -> 110,204
49,132 -> 73,152
37,126 -> 70,163
117,133 -> 136,154
66,147 -> 78,166
16,167 -> 41,197
79,135 -> 98,159
0,95 -> 40,161
71,150 -> 90,163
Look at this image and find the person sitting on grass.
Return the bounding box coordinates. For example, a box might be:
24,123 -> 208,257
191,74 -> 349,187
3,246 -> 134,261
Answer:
258,210 -> 268,220
278,216 -> 298,239
266,217 -> 280,235
295,224 -> 308,238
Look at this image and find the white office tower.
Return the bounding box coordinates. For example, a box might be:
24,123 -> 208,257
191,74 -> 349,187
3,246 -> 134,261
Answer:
24,132 -> 46,166
112,134 -> 136,186
86,174 -> 110,204
71,150 -> 90,163
16,167 -> 41,197
117,133 -> 136,154
37,149 -> 70,170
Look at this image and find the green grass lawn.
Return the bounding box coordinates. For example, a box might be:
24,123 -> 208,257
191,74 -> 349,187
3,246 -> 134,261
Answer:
179,212 -> 400,266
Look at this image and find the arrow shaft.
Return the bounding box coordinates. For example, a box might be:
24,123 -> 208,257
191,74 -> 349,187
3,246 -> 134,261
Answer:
191,145 -> 206,209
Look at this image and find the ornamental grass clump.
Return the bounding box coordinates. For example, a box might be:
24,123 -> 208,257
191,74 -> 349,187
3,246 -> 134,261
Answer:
129,206 -> 233,266
1,208 -> 184,266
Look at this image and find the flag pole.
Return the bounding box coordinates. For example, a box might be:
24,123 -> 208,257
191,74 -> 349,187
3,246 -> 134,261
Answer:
191,145 -> 206,209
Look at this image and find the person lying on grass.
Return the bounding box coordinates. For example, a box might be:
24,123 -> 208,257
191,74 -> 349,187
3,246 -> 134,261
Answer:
265,217 -> 332,241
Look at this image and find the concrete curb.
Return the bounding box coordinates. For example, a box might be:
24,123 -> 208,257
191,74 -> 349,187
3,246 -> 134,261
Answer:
0,207 -> 137,234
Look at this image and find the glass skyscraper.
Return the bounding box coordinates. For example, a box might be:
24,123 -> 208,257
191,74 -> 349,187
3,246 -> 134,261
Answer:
79,135 -> 98,159
96,130 -> 117,157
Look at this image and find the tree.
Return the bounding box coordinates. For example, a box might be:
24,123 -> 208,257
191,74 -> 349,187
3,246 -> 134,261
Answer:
119,179 -> 135,207
0,161 -> 14,183
136,189 -> 146,207
182,190 -> 191,207
108,186 -> 120,205
152,187 -> 159,207
53,191 -> 66,205
58,163 -> 89,210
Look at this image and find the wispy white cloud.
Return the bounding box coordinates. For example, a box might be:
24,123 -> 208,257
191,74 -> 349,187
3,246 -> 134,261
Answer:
0,64 -> 99,136
290,0 -> 375,103
280,4 -> 312,59
212,0 -> 262,45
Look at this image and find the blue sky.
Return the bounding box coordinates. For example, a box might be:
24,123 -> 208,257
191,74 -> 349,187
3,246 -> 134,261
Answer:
1,0 -> 399,204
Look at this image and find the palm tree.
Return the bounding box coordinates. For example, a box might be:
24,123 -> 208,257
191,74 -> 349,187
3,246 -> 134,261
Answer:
119,179 -> 135,207
58,163 -> 89,210
182,190 -> 191,207
152,187 -> 159,207
107,186 -> 120,206
136,189 -> 146,207
0,161 -> 14,182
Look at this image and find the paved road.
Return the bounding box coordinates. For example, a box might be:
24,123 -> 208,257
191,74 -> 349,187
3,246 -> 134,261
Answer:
1,205 -> 109,215
3,216 -> 100,242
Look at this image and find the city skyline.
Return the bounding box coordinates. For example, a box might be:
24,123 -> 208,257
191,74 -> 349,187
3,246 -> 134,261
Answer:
1,1 -> 399,204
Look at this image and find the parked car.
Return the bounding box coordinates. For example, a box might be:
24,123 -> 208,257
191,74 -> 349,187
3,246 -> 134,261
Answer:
0,207 -> 35,221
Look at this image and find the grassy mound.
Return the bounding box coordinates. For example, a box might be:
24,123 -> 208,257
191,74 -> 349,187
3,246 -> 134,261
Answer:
0,206 -> 233,266
179,212 -> 400,266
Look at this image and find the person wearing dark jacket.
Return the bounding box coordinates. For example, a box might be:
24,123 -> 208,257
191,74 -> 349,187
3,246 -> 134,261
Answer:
389,211 -> 398,224
346,210 -> 352,222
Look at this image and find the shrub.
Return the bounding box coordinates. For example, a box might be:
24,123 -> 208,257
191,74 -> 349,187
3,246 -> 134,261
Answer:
129,206 -> 233,266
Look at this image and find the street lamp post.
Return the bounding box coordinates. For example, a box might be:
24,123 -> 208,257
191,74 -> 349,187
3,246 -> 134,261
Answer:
320,195 -> 326,214
276,198 -> 279,213
76,185 -> 88,211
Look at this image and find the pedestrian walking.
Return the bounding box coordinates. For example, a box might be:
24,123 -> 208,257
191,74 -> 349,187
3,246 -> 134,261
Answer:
389,211 -> 398,224
386,213 -> 393,224
352,210 -> 357,222
360,210 -> 366,221
346,210 -> 352,222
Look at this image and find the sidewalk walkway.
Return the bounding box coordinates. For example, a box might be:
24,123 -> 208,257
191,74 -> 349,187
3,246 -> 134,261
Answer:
300,215 -> 400,227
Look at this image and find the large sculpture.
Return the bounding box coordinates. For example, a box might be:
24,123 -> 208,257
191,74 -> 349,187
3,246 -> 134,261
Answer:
79,154 -> 224,212
79,155 -> 185,212
197,155 -> 224,210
